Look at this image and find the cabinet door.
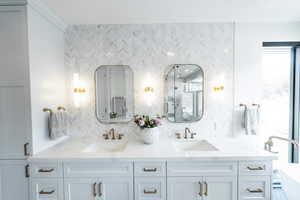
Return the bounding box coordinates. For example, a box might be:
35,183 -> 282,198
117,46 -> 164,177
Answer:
0,5 -> 31,159
167,177 -> 203,200
100,177 -> 133,200
203,176 -> 237,200
0,160 -> 29,200
64,178 -> 98,200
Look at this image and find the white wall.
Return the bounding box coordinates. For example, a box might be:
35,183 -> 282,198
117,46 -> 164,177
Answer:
27,2 -> 67,154
65,23 -> 235,138
234,22 -> 300,140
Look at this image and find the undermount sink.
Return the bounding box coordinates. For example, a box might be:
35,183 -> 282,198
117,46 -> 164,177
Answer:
82,141 -> 128,153
173,139 -> 218,152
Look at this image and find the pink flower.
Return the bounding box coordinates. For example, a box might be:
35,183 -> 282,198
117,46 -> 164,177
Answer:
139,120 -> 145,126
155,119 -> 161,125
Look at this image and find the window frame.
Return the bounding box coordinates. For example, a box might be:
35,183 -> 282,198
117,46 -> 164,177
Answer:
263,41 -> 300,163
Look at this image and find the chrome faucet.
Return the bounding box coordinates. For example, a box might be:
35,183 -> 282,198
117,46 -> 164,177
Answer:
265,136 -> 299,153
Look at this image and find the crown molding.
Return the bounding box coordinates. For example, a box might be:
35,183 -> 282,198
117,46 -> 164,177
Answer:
27,0 -> 67,32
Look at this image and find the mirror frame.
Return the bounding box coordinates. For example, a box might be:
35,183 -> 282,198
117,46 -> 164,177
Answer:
164,64 -> 204,123
94,65 -> 135,124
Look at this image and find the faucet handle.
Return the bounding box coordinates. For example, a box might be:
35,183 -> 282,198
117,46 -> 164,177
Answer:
118,134 -> 124,140
102,134 -> 109,140
191,133 -> 197,139
175,133 -> 181,139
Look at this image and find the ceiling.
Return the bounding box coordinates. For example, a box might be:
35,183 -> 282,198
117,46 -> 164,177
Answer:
43,0 -> 300,25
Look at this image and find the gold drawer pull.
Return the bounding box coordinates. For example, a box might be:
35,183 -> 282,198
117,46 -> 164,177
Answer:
247,166 -> 264,171
93,182 -> 97,197
144,189 -> 157,194
198,182 -> 203,196
143,168 -> 157,172
247,188 -> 263,193
204,182 -> 208,196
39,190 -> 55,195
98,182 -> 102,197
38,168 -> 55,173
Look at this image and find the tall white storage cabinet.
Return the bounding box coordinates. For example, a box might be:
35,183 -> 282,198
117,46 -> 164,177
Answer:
0,0 -> 67,199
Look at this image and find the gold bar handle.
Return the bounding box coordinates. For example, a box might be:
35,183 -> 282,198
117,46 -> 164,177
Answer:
98,182 -> 102,196
38,168 -> 54,173
247,166 -> 264,171
143,189 -> 157,194
204,182 -> 208,196
39,190 -> 55,195
93,183 -> 97,197
247,188 -> 263,193
198,182 -> 203,196
143,168 -> 157,172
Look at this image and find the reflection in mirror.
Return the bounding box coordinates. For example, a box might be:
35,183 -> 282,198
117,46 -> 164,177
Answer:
95,65 -> 134,123
165,64 -> 204,123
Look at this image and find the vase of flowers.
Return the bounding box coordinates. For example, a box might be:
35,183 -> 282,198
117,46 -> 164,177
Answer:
134,115 -> 162,144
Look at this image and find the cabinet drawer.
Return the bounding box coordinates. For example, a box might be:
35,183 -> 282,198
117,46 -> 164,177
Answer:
239,176 -> 271,200
239,161 -> 272,176
64,161 -> 133,177
31,178 -> 63,200
135,177 -> 166,200
167,161 -> 238,176
134,162 -> 166,176
30,162 -> 63,178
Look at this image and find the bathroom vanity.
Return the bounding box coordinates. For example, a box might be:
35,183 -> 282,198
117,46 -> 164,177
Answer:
28,135 -> 275,200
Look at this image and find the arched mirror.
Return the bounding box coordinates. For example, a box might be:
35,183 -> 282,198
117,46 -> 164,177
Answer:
164,64 -> 204,123
95,65 -> 134,123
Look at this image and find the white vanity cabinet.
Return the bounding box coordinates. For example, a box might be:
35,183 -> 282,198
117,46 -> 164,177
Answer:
29,160 -> 273,200
64,177 -> 133,200
167,161 -> 238,200
63,161 -> 134,200
134,162 -> 167,200
238,161 -> 272,200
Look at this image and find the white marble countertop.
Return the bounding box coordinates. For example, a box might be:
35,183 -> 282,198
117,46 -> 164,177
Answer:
29,134 -> 277,162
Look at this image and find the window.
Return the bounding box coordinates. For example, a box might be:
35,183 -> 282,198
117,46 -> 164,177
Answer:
262,42 -> 300,164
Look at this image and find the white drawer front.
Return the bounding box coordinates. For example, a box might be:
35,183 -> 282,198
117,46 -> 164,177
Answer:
135,177 -> 166,200
239,176 -> 271,200
64,161 -> 133,177
30,162 -> 63,178
167,161 -> 238,176
239,161 -> 272,176
135,162 -> 166,177
31,178 -> 63,200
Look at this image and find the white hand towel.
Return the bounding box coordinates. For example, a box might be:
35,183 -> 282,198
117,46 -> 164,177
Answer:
243,105 -> 260,135
49,110 -> 69,139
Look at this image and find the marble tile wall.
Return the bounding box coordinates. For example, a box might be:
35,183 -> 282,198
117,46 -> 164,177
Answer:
65,23 -> 234,138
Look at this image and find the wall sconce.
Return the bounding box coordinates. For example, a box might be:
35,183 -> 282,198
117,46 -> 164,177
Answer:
144,87 -> 154,93
144,86 -> 154,106
73,73 -> 86,107
213,86 -> 224,92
